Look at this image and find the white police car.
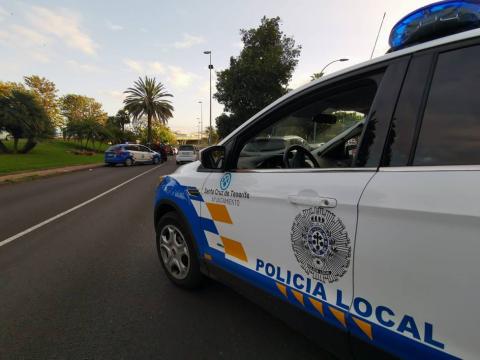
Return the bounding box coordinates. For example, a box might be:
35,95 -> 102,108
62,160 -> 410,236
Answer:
154,2 -> 480,358
105,144 -> 161,166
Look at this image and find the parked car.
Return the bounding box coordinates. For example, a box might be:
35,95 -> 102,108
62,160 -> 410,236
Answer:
104,144 -> 161,166
175,144 -> 198,164
154,2 -> 480,359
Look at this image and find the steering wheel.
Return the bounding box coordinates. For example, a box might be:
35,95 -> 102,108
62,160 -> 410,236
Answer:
283,145 -> 320,168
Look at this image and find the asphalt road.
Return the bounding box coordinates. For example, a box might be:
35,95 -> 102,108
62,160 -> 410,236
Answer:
0,160 -> 329,359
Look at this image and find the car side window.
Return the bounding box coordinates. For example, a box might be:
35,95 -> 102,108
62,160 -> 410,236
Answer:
413,45 -> 480,166
235,78 -> 382,170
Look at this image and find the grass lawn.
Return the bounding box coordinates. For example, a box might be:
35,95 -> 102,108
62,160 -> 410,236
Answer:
0,139 -> 109,175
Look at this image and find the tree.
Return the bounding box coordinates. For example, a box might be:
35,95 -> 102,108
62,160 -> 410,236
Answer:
0,82 -> 25,152
0,89 -> 53,153
107,109 -> 130,132
214,16 -> 301,138
60,94 -> 106,124
106,109 -> 134,144
215,113 -> 240,141
0,81 -> 25,96
137,123 -> 177,145
115,109 -> 130,132
60,94 -> 108,148
24,75 -> 61,129
205,125 -> 219,144
123,76 -> 174,145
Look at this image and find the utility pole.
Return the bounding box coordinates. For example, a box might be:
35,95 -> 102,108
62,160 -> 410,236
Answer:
203,50 -> 213,144
198,101 -> 203,144
197,118 -> 201,145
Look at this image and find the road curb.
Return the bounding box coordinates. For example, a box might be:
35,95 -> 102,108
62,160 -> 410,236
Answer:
0,163 -> 106,184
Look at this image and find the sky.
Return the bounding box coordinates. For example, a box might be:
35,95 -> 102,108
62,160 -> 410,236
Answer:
0,0 -> 433,133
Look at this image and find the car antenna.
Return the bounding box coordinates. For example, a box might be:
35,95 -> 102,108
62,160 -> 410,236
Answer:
370,12 -> 386,60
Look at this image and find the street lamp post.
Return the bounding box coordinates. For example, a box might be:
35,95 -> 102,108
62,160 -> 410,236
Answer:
203,50 -> 213,145
197,118 -> 201,145
198,101 -> 203,144
319,58 -> 349,76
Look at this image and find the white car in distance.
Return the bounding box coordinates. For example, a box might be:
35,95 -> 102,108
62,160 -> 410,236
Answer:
175,144 -> 198,165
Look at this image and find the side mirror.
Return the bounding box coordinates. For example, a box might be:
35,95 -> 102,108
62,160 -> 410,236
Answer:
200,145 -> 226,170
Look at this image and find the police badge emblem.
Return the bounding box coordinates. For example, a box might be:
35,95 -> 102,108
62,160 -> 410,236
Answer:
291,207 -> 351,283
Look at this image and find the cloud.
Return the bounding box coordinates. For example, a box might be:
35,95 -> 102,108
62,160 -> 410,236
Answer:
102,90 -> 126,101
173,33 -> 205,49
0,26 -> 46,48
0,25 -> 53,64
196,74 -> 217,98
0,24 -> 53,63
167,65 -> 198,88
124,58 -> 144,73
67,60 -> 102,73
124,59 -> 166,75
107,20 -> 123,31
148,61 -> 166,74
26,6 -> 98,55
11,24 -> 50,46
123,59 -> 198,89
289,72 -> 311,90
139,27 -> 148,33
0,6 -> 9,22
31,51 -> 51,63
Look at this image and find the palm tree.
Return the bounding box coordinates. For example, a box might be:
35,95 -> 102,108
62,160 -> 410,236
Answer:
123,76 -> 174,145
205,126 -> 219,144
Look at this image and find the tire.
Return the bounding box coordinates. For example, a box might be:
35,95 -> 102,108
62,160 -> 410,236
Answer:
153,157 -> 159,165
176,161 -> 180,165
156,211 -> 203,289
124,158 -> 133,167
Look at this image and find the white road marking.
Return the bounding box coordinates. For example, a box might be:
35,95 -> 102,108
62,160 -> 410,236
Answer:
0,164 -> 165,248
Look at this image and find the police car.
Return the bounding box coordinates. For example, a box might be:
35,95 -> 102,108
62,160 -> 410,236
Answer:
104,144 -> 161,166
154,1 -> 480,358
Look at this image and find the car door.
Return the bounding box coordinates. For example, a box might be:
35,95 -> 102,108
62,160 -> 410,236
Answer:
125,145 -> 139,162
198,58 -> 408,357
140,145 -> 153,162
353,42 -> 480,359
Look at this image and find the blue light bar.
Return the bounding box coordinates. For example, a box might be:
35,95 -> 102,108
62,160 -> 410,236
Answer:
389,0 -> 480,51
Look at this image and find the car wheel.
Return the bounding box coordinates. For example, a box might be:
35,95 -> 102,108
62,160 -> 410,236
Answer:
153,157 -> 160,165
124,158 -> 133,167
156,212 -> 203,289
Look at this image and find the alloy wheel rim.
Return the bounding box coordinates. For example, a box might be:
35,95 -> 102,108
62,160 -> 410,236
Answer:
159,225 -> 190,280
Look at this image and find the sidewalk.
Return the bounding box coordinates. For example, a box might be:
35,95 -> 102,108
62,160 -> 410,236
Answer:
0,163 -> 105,184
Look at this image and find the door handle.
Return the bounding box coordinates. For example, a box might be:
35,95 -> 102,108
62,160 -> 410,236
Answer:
288,195 -> 337,208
